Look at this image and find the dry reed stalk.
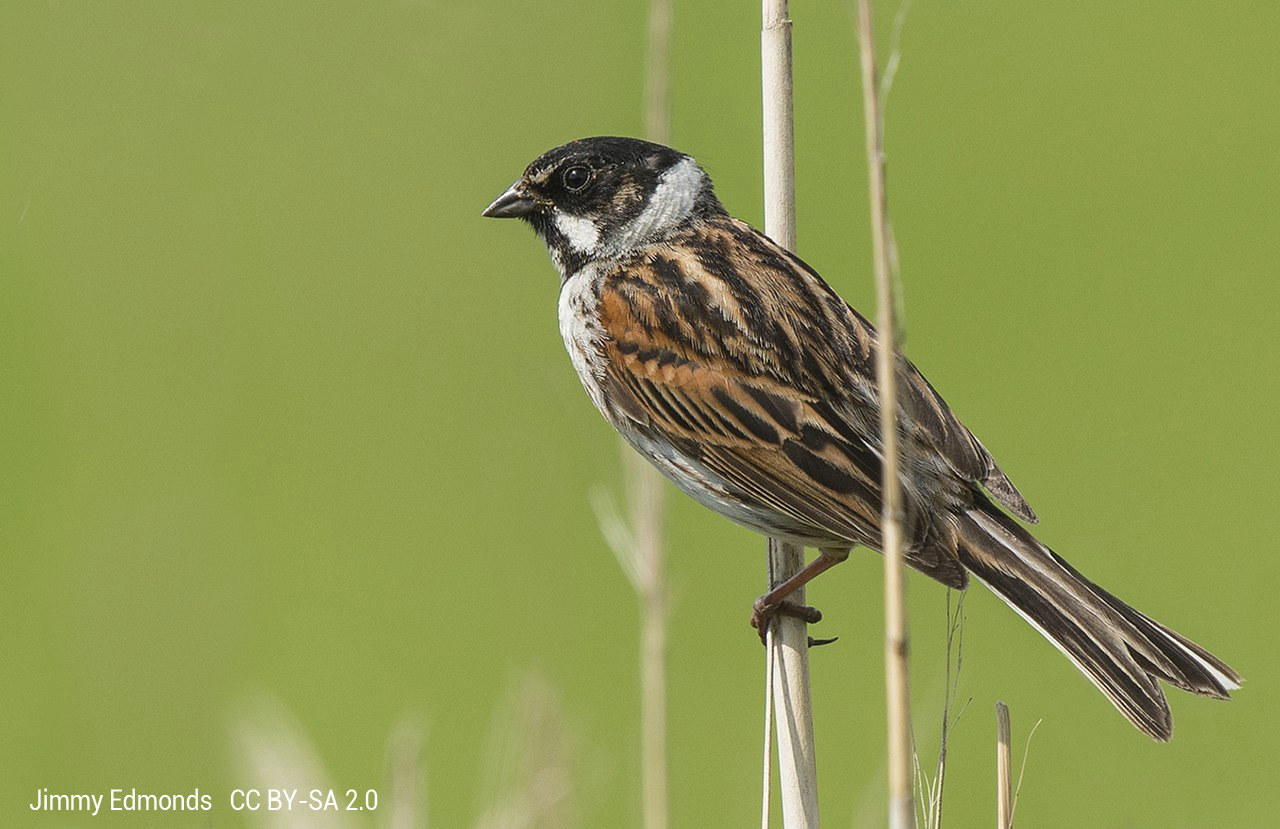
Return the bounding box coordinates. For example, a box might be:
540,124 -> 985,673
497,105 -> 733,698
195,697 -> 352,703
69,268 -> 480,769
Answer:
626,445 -> 669,829
996,701 -> 1012,829
761,1 -> 820,826
855,1 -> 914,826
634,2 -> 674,827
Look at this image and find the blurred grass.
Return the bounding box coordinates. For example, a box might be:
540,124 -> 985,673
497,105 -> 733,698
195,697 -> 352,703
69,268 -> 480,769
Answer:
2,1 -> 1277,826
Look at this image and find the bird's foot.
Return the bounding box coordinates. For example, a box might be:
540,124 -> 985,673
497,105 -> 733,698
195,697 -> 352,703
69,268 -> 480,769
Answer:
751,597 -> 824,645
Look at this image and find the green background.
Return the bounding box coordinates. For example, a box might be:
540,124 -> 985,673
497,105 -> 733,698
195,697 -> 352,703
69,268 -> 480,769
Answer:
3,1 -> 1277,826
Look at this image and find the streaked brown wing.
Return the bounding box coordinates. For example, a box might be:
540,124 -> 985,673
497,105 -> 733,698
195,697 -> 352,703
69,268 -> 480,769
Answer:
587,230 -> 1016,589
596,300 -> 884,548
594,217 -> 1035,531
593,252 -> 973,587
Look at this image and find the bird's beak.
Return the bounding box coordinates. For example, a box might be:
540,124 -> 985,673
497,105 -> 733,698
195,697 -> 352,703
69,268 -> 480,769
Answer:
482,179 -> 537,219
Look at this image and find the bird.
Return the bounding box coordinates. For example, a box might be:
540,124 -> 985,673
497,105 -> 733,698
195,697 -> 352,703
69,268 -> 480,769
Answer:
481,135 -> 1241,740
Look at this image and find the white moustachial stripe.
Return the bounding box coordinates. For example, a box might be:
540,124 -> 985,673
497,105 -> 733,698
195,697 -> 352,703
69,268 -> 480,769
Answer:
553,211 -> 602,255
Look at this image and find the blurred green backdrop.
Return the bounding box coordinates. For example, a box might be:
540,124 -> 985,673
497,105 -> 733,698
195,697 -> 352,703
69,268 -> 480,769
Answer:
3,1 -> 1277,826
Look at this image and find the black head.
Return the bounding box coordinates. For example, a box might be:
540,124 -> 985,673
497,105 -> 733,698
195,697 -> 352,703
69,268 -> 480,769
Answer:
482,136 -> 725,274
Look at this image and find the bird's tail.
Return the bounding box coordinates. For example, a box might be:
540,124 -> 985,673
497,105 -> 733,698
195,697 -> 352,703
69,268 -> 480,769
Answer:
952,502 -> 1241,740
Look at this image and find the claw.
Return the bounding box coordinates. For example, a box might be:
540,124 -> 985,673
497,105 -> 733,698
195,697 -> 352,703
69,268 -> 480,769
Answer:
751,598 -> 825,644
745,549 -> 849,644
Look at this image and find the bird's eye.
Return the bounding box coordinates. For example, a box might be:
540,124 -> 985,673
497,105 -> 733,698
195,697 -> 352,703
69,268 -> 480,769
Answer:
562,165 -> 591,192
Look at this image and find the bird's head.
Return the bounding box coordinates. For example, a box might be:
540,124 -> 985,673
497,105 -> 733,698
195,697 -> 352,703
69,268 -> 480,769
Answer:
482,136 -> 724,275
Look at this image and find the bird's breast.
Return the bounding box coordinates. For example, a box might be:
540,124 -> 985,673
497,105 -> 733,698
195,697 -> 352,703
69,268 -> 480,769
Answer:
557,263 -> 610,413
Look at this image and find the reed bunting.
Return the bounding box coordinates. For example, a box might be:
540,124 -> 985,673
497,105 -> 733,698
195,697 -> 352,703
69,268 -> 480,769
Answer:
482,136 -> 1240,740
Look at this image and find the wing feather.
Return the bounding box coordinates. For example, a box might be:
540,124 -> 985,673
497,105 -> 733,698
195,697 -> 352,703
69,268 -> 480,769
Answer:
588,216 -> 1030,585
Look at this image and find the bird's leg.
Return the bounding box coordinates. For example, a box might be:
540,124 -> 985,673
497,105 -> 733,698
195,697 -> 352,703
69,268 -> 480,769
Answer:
751,547 -> 851,644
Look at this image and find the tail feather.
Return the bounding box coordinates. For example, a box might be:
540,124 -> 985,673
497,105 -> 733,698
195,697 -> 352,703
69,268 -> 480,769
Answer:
953,504 -> 1241,741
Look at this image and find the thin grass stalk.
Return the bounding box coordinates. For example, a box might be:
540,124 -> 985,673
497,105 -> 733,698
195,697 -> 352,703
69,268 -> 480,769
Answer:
996,702 -> 1012,829
1010,715 -> 1042,826
644,0 -> 672,146
855,1 -> 914,826
929,591 -> 964,827
761,643 -> 775,829
914,590 -> 966,828
628,446 -> 669,829
385,717 -> 425,829
624,450 -> 675,829
761,0 -> 819,826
